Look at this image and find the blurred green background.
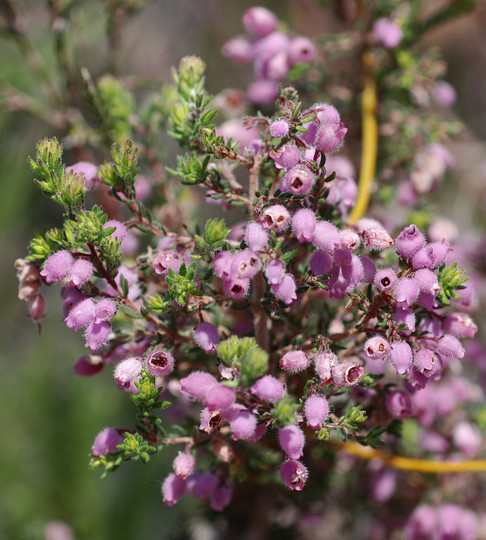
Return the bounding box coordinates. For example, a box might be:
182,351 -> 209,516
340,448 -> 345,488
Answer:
1,1 -> 485,539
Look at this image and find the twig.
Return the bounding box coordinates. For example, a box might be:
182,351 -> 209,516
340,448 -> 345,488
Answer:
347,51 -> 378,224
339,441 -> 486,473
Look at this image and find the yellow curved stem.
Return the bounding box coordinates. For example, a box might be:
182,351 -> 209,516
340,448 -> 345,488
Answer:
341,441 -> 486,473
347,53 -> 378,224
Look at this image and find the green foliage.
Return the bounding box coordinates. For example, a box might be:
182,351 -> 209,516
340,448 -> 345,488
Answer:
272,397 -> 300,426
166,154 -> 212,185
216,336 -> 268,384
148,262 -> 202,311
29,137 -> 85,212
99,139 -> 139,195
96,75 -> 135,144
437,262 -> 468,305
240,347 -> 269,385
194,218 -> 231,251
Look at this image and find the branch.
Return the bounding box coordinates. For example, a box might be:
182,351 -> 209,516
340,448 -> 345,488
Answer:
347,51 -> 378,224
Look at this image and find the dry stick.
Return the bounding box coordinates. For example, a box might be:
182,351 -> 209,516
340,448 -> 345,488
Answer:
339,441 -> 486,473
347,51 -> 378,224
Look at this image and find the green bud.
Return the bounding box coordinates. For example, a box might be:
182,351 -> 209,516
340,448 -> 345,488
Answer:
240,347 -> 269,385
272,397 -> 300,426
203,218 -> 230,248
175,56 -> 206,89
217,336 -> 241,366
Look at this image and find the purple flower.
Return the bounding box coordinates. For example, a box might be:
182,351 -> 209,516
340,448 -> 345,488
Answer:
221,36 -> 253,63
85,320 -> 112,351
310,250 -> 332,276
314,122 -> 347,153
162,473 -> 186,507
64,298 -> 96,330
194,322 -> 219,353
339,229 -> 360,251
313,221 -> 340,253
260,205 -> 291,233
413,349 -> 437,378
453,422 -> 481,457
91,427 -> 124,456
180,371 -> 218,401
73,354 -> 104,376
331,363 -> 364,387
269,119 -> 289,138
288,37 -> 315,64
231,410 -> 257,440
69,258 -> 93,288
436,334 -> 465,359
153,250 -> 183,277
374,268 -> 397,291
394,307 -> 416,335
224,277 -> 251,298
284,165 -> 315,195
245,222 -> 269,252
373,18 -> 403,48
173,452 -> 196,479
265,258 -> 286,285
395,277 -> 419,309
213,251 -> 234,281
204,383 -> 236,411
146,349 -> 174,376
314,351 -> 337,384
28,294 -> 46,321
94,299 -> 117,323
304,395 -> 329,429
280,350 -> 309,373
247,79 -> 279,105
405,505 -> 438,540
40,250 -> 75,283
250,375 -> 285,402
280,460 -> 308,491
210,484 -> 232,511
114,357 -> 143,392
364,336 -> 390,361
230,250 -> 261,280
443,312 -> 478,339
386,390 -> 412,419
272,273 -> 297,305
270,144 -> 301,170
187,470 -> 219,500
279,424 -> 305,459
242,7 -> 278,37
390,341 -> 413,375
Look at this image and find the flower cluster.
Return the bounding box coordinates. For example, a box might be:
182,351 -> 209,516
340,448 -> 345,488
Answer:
15,2 -> 484,535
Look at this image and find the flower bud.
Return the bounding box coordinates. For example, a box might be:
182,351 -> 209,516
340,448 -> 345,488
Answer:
305,395 -> 329,429
386,390 -> 412,419
315,122 -> 347,153
194,322 -> 219,353
390,341 -> 413,375
91,427 -> 124,456
436,334 -> 465,359
28,294 -> 46,321
373,17 -> 402,48
313,221 -> 340,253
162,473 -> 186,507
245,222 -> 269,251
242,7 -> 278,37
114,357 -> 143,391
279,424 -> 305,459
231,410 -> 257,440
288,37 -> 315,64
280,350 -> 309,373
269,119 -> 290,139
270,144 -> 301,170
40,250 -> 75,283
204,383 -> 236,411
314,351 -> 337,384
221,36 -> 253,63
250,375 -> 285,402
180,371 -> 218,401
272,273 -> 297,305
173,452 -> 196,479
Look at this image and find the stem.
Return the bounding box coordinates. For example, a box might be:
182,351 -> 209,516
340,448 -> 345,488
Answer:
340,441 -> 486,473
347,51 -> 378,224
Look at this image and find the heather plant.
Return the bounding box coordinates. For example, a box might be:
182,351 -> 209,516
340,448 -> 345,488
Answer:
10,0 -> 486,538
